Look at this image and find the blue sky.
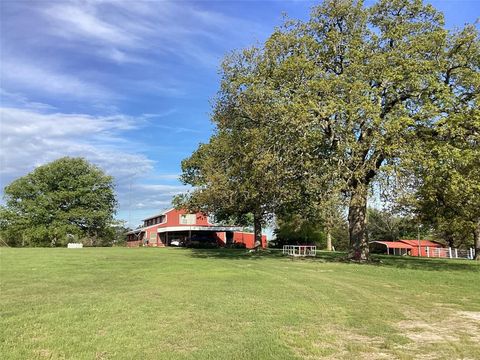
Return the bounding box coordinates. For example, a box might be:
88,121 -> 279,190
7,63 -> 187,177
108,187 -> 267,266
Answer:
1,0 -> 479,228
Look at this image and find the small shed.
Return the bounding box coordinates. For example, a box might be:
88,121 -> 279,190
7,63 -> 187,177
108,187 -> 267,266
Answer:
370,241 -> 413,256
370,239 -> 444,257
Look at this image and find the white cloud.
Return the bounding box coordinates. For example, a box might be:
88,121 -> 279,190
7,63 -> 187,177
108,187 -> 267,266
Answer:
151,174 -> 181,180
0,107 -> 135,138
0,0 -> 268,111
44,3 -> 138,47
0,60 -> 112,100
0,105 -> 152,193
0,104 -> 191,225
0,89 -> 56,111
37,0 -> 266,67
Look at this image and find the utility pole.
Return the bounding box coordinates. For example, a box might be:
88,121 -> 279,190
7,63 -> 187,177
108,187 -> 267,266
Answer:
128,177 -> 132,228
417,223 -> 421,257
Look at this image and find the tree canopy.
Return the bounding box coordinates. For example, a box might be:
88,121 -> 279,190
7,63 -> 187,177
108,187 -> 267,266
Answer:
0,157 -> 117,247
178,0 -> 479,260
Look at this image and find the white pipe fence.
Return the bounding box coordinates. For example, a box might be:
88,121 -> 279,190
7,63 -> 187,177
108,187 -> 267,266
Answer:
283,245 -> 317,257
425,246 -> 475,259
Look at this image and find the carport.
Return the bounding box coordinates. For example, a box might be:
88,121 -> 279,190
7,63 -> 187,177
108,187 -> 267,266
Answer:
370,241 -> 414,256
157,226 -> 241,247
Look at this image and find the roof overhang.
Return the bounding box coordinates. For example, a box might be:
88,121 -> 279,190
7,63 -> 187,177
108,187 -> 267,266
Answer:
142,208 -> 173,221
125,229 -> 143,235
370,241 -> 413,249
125,222 -> 162,235
157,226 -> 242,233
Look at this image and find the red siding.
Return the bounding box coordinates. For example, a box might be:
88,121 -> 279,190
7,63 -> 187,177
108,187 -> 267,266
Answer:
158,209 -> 212,228
400,240 -> 442,257
215,232 -> 226,246
233,232 -> 267,249
143,225 -> 164,246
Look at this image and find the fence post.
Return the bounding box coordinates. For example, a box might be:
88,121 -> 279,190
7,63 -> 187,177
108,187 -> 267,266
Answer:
448,247 -> 452,259
454,248 -> 458,258
426,246 -> 429,257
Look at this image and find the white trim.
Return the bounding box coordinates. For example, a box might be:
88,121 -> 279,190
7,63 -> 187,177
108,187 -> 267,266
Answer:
235,231 -> 264,235
157,226 -> 242,233
179,213 -> 196,225
142,208 -> 174,221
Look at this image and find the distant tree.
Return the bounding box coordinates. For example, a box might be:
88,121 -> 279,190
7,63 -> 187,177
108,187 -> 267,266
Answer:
366,208 -> 424,242
273,209 -> 349,251
399,116 -> 480,256
273,214 -> 326,248
0,157 -> 117,247
390,21 -> 480,257
111,221 -> 131,247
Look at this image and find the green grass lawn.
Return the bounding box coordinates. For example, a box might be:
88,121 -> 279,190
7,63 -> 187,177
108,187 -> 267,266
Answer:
1,248 -> 479,360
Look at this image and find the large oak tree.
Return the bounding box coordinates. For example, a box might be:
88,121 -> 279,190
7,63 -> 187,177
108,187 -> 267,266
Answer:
179,0 -> 479,259
0,157 -> 117,247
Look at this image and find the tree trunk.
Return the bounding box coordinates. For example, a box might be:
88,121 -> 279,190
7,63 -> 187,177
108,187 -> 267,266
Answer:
347,186 -> 369,261
326,230 -> 332,251
474,219 -> 480,261
444,232 -> 455,248
253,213 -> 262,250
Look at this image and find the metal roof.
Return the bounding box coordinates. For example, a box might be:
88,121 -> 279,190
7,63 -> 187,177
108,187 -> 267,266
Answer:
370,241 -> 413,249
141,208 -> 173,221
399,239 -> 442,247
156,225 -> 242,233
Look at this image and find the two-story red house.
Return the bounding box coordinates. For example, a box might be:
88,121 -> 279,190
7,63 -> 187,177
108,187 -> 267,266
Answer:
126,208 -> 267,249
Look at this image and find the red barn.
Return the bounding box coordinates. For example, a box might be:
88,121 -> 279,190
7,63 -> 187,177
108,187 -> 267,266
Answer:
126,208 -> 267,249
370,239 -> 444,257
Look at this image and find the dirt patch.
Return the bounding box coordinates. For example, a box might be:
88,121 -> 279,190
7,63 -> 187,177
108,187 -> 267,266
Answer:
36,349 -> 52,358
457,310 -> 480,321
398,309 -> 480,344
282,325 -> 389,359
95,351 -> 109,360
398,320 -> 458,342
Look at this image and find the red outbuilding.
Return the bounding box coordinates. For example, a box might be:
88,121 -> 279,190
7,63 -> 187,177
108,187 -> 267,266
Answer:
126,208 -> 267,249
370,239 -> 444,257
398,239 -> 443,257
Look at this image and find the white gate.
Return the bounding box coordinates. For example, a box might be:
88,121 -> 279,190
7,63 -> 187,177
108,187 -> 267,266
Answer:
67,243 -> 83,249
283,245 -> 317,257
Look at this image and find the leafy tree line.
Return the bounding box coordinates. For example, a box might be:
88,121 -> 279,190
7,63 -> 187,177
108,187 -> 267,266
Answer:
0,157 -> 118,247
176,0 -> 479,260
272,207 -> 424,251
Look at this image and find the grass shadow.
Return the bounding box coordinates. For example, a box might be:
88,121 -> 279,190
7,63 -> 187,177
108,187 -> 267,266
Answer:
186,248 -> 346,263
371,255 -> 479,272
184,248 -> 479,272
185,247 -> 285,260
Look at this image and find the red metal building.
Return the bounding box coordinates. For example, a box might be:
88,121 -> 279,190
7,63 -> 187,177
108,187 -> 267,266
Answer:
126,208 -> 267,249
370,239 -> 444,257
